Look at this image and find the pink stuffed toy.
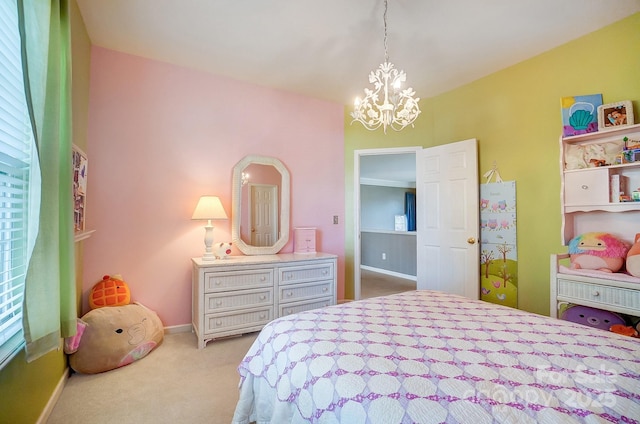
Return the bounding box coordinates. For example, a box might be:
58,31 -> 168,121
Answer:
568,232 -> 630,273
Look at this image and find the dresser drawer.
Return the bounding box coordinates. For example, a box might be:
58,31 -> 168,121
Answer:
557,279 -> 640,313
205,288 -> 273,313
204,307 -> 273,334
279,262 -> 334,286
564,169 -> 609,206
278,297 -> 333,317
279,281 -> 332,303
204,269 -> 273,292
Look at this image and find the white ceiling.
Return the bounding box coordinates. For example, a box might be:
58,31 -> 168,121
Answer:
360,153 -> 416,185
75,0 -> 640,105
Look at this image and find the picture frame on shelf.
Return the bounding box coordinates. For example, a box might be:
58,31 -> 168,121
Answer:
560,93 -> 602,137
597,100 -> 634,130
72,144 -> 88,232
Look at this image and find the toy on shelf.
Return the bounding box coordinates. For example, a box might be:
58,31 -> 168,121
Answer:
626,233 -> 640,277
214,242 -> 232,259
89,274 -> 131,309
560,304 -> 625,331
568,232 -> 630,273
610,324 -> 639,338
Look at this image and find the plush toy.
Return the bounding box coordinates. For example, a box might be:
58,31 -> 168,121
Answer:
568,232 -> 630,273
609,324 -> 639,338
626,233 -> 640,278
214,242 -> 232,259
560,304 -> 625,331
66,303 -> 164,374
89,274 -> 131,309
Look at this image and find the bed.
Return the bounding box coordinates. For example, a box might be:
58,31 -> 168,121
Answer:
231,290 -> 640,423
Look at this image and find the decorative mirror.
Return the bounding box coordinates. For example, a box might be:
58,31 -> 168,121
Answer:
231,155 -> 290,255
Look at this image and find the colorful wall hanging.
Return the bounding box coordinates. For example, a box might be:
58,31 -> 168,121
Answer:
480,165 -> 517,308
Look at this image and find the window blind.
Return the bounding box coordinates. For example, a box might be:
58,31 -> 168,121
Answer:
0,0 -> 34,368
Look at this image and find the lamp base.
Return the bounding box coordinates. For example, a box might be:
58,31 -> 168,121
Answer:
202,224 -> 216,261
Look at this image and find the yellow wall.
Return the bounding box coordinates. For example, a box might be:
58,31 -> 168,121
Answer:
0,1 -> 92,422
344,13 -> 640,315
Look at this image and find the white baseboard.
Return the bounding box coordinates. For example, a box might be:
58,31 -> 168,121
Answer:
164,324 -> 192,334
37,367 -> 69,424
360,265 -> 417,281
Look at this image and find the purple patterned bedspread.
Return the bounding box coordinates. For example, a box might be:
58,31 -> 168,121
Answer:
232,291 -> 640,423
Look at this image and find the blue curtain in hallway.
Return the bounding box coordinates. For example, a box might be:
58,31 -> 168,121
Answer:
405,192 -> 416,232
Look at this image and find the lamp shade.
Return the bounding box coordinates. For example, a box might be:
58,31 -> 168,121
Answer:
191,196 -> 228,220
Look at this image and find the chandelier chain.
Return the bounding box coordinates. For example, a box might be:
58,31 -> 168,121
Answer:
383,0 -> 389,63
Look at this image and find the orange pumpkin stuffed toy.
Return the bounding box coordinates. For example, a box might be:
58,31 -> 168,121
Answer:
89,274 -> 131,309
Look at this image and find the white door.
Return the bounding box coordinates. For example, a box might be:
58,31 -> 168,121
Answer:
416,139 -> 479,299
250,184 -> 278,247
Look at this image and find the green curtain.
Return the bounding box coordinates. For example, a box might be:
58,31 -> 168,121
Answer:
19,0 -> 76,362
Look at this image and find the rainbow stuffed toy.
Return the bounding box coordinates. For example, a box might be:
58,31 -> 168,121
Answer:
568,232 -> 630,273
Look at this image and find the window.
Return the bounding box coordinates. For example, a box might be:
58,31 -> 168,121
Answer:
0,0 -> 36,368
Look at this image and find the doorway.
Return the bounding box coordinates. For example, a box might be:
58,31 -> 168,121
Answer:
249,184 -> 278,247
354,140 -> 480,300
354,147 -> 421,300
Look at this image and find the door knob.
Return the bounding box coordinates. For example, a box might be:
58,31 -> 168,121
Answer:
467,237 -> 476,244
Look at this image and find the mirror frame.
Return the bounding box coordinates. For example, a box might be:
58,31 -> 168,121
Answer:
231,155 -> 290,255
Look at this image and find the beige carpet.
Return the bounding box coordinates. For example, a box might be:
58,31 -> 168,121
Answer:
47,331 -> 258,424
360,268 -> 416,299
47,271 -> 413,424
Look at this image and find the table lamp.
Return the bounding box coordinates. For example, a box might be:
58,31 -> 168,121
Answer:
191,195 -> 228,260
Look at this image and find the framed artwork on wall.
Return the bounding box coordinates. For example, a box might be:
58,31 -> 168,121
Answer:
72,145 -> 88,232
597,100 -> 634,130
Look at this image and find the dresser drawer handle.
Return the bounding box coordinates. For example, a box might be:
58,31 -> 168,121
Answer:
259,295 -> 266,301
260,276 -> 266,282
214,280 -> 221,286
259,313 -> 266,319
215,320 -> 222,326
322,270 -> 328,275
216,300 -> 223,306
581,185 -> 589,190
286,291 -> 293,297
322,287 -> 328,292
592,290 -> 600,296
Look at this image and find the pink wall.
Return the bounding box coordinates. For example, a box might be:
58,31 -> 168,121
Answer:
83,47 -> 345,327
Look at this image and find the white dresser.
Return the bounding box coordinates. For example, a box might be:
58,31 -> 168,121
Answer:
192,253 -> 337,349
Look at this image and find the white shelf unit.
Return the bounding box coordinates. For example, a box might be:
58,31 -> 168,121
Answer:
552,124 -> 640,317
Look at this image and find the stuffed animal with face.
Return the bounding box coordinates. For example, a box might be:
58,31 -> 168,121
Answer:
214,242 -> 232,259
568,232 -> 630,273
560,305 -> 625,331
65,303 -> 164,374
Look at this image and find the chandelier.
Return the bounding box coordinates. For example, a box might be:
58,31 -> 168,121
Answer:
351,0 -> 420,133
